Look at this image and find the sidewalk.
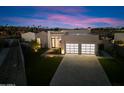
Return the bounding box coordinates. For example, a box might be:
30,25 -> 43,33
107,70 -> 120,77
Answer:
41,48 -> 64,57
0,48 -> 9,67
100,50 -> 113,58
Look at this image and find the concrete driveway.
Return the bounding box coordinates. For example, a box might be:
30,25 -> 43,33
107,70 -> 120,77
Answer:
50,54 -> 111,86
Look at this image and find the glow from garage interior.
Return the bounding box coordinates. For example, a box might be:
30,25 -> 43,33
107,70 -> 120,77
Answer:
66,44 -> 78,54
81,44 -> 95,54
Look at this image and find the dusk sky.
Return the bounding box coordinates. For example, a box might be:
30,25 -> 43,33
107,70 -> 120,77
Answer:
0,6 -> 124,28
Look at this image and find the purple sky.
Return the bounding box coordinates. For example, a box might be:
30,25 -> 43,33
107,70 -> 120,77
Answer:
0,6 -> 124,28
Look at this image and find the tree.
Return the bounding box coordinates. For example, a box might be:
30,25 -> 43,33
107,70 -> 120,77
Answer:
54,27 -> 59,31
30,40 -> 40,52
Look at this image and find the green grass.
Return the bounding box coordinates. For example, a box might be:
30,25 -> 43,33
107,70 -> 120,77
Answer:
98,57 -> 124,85
22,46 -> 63,86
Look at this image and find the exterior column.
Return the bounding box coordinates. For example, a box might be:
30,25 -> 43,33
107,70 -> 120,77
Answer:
78,43 -> 81,55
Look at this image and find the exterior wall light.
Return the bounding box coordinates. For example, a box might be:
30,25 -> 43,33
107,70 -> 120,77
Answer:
34,49 -> 38,52
61,49 -> 65,54
112,40 -> 114,43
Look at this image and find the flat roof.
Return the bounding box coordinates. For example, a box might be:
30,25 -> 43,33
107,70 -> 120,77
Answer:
65,33 -> 98,36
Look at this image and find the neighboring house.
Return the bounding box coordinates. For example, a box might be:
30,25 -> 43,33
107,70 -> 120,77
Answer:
113,33 -> 124,47
114,33 -> 124,42
21,32 -> 35,42
21,29 -> 102,55
21,31 -> 48,48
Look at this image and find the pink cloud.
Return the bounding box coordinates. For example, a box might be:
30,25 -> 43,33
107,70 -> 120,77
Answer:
48,14 -> 87,27
1,14 -> 124,28
47,14 -> 124,27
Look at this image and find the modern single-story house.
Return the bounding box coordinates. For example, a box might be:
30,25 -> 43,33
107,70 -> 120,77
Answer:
21,29 -> 102,55
48,30 -> 101,55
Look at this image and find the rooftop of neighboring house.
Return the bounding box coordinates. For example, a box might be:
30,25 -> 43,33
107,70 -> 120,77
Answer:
21,32 -> 35,35
21,31 -> 48,35
114,33 -> 124,40
114,33 -> 124,36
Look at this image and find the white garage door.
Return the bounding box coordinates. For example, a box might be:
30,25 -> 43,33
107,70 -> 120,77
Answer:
81,44 -> 95,54
66,43 -> 78,54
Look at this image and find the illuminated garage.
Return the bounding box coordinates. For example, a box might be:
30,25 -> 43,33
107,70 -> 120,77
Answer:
61,32 -> 101,55
66,43 -> 78,54
81,44 -> 95,54
65,43 -> 95,54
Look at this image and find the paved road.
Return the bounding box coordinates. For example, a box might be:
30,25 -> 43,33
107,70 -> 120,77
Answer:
0,48 -> 9,67
0,39 -> 13,67
101,50 -> 113,58
50,54 -> 111,86
0,40 -> 26,85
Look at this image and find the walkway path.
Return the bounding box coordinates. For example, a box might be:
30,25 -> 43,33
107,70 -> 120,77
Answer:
101,50 -> 113,58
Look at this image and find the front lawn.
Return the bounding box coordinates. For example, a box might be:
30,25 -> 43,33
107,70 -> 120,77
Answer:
22,46 -> 63,85
98,57 -> 124,85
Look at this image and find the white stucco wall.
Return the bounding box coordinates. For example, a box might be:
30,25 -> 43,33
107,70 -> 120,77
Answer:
48,31 -> 51,48
36,31 -> 48,48
114,33 -> 124,41
21,32 -> 35,42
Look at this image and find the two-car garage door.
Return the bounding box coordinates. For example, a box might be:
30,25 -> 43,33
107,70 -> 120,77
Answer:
66,43 -> 95,54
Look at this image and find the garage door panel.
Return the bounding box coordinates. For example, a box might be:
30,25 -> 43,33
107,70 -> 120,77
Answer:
81,44 -> 95,54
66,44 -> 78,54
91,52 -> 95,54
91,50 -> 95,52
